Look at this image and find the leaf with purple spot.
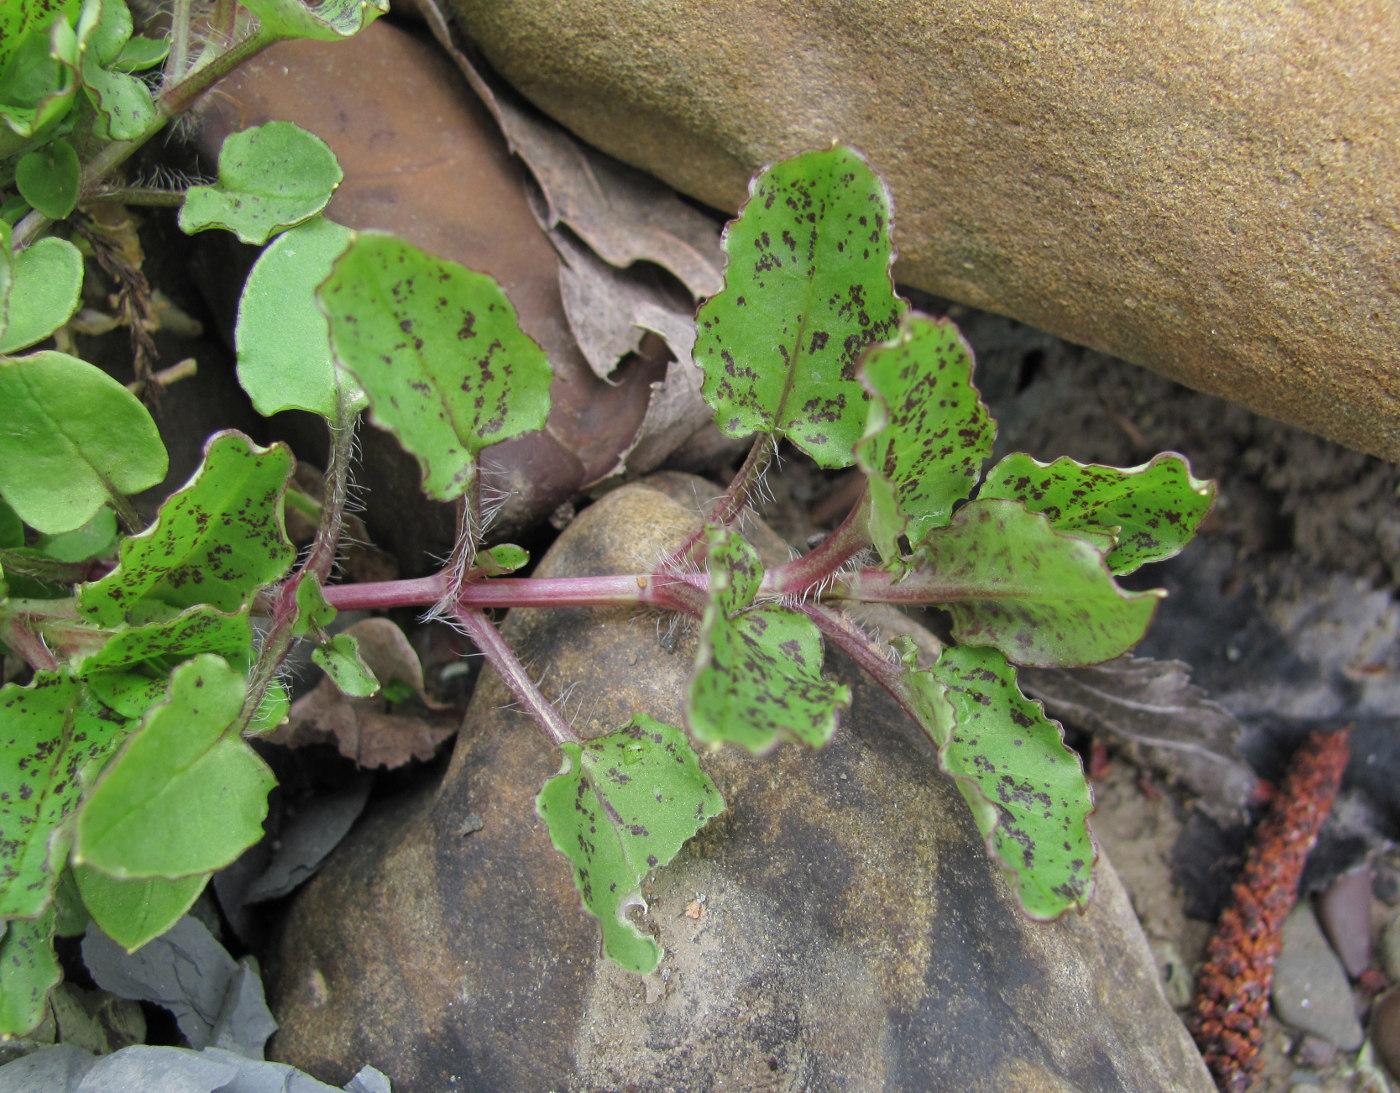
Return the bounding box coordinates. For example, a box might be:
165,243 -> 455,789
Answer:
978,452 -> 1216,575
898,640 -> 1096,920
535,714 -> 723,973
695,145 -> 906,467
687,528 -> 850,752
318,231 -> 551,502
855,312 -> 994,564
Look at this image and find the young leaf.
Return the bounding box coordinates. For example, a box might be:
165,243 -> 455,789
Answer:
687,528 -> 850,753
535,713 -> 724,973
0,351 -> 165,535
0,907 -> 60,1037
0,671 -> 130,919
0,234 -> 84,352
695,144 -> 905,467
74,654 -> 276,878
234,216 -> 365,419
310,632 -> 379,698
76,0 -> 155,140
0,16 -> 80,155
34,505 -> 116,562
291,571 -> 336,638
110,33 -> 167,71
72,863 -> 208,953
179,122 -> 344,245
319,231 -> 552,501
893,499 -> 1161,667
978,452 -> 1216,575
854,313 -> 994,563
239,0 -> 387,42
476,543 -> 529,576
248,680 -> 290,736
76,605 -> 255,716
79,431 -> 293,626
899,641 -> 1096,919
14,137 -> 80,219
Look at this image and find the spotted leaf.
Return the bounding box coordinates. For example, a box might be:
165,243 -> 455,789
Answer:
319,231 -> 551,502
695,145 -> 905,467
855,313 -> 994,563
78,432 -> 294,626
535,714 -> 724,973
979,452 -> 1216,575
899,641 -> 1097,919
687,528 -> 850,753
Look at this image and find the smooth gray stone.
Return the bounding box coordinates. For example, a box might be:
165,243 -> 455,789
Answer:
1272,904 -> 1365,1050
268,478 -> 1214,1092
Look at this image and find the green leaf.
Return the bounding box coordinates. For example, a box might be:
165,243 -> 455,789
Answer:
535,714 -> 724,973
978,452 -> 1216,575
695,144 -> 905,467
0,907 -> 60,1037
78,604 -> 253,680
76,0 -> 154,140
179,121 -> 344,245
0,497 -> 23,547
0,672 -> 130,919
854,313 -> 994,563
0,221 -> 11,340
0,16 -> 79,152
900,641 -> 1096,919
110,34 -> 167,72
74,654 -> 275,878
319,230 -> 552,501
899,498 -> 1161,667
50,864 -> 89,935
248,680 -> 289,736
0,351 -> 162,537
14,137 -> 80,219
234,216 -> 365,418
0,0 -> 81,72
687,528 -> 850,753
476,542 -> 529,576
72,863 -> 208,952
291,571 -> 335,637
240,0 -> 387,41
310,632 -> 379,697
35,505 -> 115,562
79,431 -> 293,626
0,235 -> 84,352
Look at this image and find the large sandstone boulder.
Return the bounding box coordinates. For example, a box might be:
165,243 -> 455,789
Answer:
267,477 -> 1214,1091
449,0 -> 1400,461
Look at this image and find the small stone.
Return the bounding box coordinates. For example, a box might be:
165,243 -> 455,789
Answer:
1381,908 -> 1400,982
1292,1033 -> 1337,1068
1272,904 -> 1365,1050
1372,989 -> 1400,1082
1316,866 -> 1373,977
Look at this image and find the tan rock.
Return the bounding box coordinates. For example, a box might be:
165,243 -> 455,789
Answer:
268,477 -> 1214,1091
450,0 -> 1400,460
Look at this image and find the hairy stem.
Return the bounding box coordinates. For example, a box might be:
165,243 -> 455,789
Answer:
0,617 -> 61,672
663,433 -> 776,569
800,601 -> 926,727
453,606 -> 580,746
766,486 -> 871,597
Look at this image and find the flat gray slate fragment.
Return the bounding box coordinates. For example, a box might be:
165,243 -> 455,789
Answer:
78,1045 -> 237,1092
209,960 -> 279,1060
0,1043 -> 98,1092
344,1066 -> 392,1093
82,917 -> 237,1049
242,777 -> 373,905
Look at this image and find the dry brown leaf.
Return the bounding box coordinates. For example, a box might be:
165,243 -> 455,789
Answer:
412,0 -> 731,474
1020,656 -> 1257,824
276,618 -> 459,769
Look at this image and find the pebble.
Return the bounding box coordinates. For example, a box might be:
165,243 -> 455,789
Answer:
1373,989 -> 1400,1081
1381,907 -> 1400,982
1315,866 -> 1372,977
1271,904 -> 1365,1050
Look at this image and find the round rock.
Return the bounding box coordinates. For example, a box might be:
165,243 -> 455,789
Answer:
268,477 -> 1214,1091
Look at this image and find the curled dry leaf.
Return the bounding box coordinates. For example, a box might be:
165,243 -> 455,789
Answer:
412,0 -> 729,472
276,618 -> 459,769
1019,656 -> 1257,824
